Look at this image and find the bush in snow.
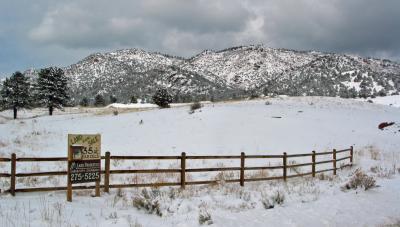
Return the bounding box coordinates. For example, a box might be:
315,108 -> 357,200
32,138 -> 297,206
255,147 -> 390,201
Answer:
0,71 -> 32,119
271,190 -> 285,205
130,95 -> 137,104
343,168 -> 376,191
190,101 -> 202,112
36,67 -> 70,115
132,189 -> 163,216
261,197 -> 274,209
113,110 -> 118,116
109,95 -> 117,104
152,88 -> 172,108
198,208 -> 213,225
261,190 -> 285,209
79,97 -> 89,107
94,94 -> 106,107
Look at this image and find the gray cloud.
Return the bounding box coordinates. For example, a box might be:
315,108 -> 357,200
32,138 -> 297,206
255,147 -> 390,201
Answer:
1,0 -> 400,77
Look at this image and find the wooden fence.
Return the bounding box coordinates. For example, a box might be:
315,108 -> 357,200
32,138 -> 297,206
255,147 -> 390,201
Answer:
0,146 -> 353,196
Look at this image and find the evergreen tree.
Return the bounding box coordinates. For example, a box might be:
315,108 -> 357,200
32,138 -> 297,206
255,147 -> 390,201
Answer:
79,97 -> 89,107
109,95 -> 117,103
348,87 -> 358,98
130,95 -> 137,104
0,71 -> 32,119
152,88 -> 172,108
36,67 -> 70,115
94,94 -> 106,106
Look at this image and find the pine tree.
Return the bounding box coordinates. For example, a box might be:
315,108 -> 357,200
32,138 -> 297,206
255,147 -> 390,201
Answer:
0,71 -> 32,119
130,95 -> 137,104
109,95 -> 117,103
94,94 -> 106,106
36,67 -> 70,115
79,97 -> 89,107
152,88 -> 172,108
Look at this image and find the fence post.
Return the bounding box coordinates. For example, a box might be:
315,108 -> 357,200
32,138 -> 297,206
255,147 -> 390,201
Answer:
283,152 -> 287,181
67,147 -> 72,202
104,151 -> 110,193
312,151 -> 316,177
181,152 -> 186,189
350,146 -> 353,166
10,153 -> 16,196
240,152 -> 245,186
333,149 -> 337,175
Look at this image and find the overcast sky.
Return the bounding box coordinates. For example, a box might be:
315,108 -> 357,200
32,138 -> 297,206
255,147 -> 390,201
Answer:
1,0 -> 400,77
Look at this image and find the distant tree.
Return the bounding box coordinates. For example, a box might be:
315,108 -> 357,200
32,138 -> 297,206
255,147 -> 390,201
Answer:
358,80 -> 371,98
130,95 -> 137,104
0,71 -> 32,119
79,97 -> 89,107
378,89 -> 387,97
152,88 -> 172,108
94,94 -> 106,106
36,67 -> 70,115
338,86 -> 349,98
109,95 -> 117,103
348,87 -> 358,98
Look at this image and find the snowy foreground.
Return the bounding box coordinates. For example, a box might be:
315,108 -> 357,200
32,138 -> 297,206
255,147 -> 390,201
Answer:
0,96 -> 400,226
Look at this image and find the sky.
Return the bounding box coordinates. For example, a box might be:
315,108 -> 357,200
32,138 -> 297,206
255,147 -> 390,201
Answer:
1,0 -> 400,78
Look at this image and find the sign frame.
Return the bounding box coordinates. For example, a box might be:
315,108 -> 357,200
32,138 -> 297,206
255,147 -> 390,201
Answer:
67,134 -> 101,202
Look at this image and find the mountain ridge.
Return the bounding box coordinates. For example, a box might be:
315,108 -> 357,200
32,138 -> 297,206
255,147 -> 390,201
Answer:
22,45 -> 400,103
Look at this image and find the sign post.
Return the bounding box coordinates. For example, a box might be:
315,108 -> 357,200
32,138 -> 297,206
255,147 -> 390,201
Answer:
67,134 -> 101,202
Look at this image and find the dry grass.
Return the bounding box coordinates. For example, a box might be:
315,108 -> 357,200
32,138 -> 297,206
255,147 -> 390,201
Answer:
356,145 -> 381,161
343,168 -> 376,191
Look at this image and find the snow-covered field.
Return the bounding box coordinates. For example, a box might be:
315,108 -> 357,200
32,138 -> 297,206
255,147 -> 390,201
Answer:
0,96 -> 400,226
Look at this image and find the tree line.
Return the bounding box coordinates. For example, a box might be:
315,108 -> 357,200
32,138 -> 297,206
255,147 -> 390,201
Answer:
0,67 -> 176,119
0,67 -> 69,119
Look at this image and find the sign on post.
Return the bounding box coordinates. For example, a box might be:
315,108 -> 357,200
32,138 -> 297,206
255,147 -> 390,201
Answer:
67,134 -> 101,202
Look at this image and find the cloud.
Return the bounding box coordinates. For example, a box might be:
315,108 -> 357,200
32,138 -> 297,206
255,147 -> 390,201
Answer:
28,0 -> 253,52
1,0 -> 400,76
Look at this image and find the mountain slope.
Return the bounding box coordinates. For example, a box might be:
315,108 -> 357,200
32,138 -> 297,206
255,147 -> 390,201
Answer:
22,45 -> 400,104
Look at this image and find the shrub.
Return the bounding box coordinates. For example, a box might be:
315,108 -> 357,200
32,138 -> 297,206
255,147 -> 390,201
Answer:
271,190 -> 285,205
261,197 -> 274,209
152,88 -> 172,108
113,110 -> 118,116
79,97 -> 89,107
261,190 -> 285,209
109,95 -> 117,103
198,209 -> 213,225
94,94 -> 106,107
343,168 -> 376,191
190,102 -> 202,112
132,189 -> 162,216
130,95 -> 138,104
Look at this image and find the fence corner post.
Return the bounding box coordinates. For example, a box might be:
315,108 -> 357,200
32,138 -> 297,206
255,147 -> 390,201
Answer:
283,152 -> 287,181
10,153 -> 16,196
350,146 -> 354,166
333,149 -> 337,175
240,152 -> 245,187
181,152 -> 186,189
312,151 -> 316,177
104,151 -> 110,193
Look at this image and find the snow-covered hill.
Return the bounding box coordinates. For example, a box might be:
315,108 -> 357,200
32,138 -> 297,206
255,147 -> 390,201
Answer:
21,45 -> 400,104
0,96 -> 400,226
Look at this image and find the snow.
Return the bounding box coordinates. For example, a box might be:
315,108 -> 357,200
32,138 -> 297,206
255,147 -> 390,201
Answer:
0,96 -> 400,226
107,103 -> 158,109
361,95 -> 400,108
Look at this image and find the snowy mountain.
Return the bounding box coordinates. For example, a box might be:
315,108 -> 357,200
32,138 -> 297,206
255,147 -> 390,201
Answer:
24,45 -> 400,103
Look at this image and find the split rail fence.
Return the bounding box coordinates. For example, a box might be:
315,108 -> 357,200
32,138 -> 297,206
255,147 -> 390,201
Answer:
0,146 -> 353,196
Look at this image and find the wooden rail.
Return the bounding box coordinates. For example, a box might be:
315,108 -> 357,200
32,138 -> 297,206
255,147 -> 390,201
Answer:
0,146 -> 354,195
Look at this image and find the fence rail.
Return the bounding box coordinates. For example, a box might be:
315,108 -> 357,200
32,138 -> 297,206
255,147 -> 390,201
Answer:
0,146 -> 354,195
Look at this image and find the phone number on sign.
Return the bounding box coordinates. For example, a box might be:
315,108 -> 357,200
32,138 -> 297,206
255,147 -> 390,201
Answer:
71,172 -> 99,182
